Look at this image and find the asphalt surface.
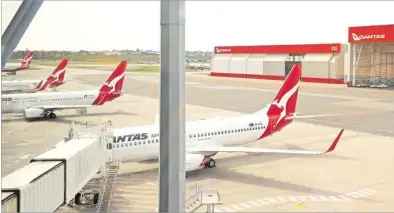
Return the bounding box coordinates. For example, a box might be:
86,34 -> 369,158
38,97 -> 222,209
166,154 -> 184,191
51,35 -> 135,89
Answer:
76,71 -> 394,137
2,66 -> 394,212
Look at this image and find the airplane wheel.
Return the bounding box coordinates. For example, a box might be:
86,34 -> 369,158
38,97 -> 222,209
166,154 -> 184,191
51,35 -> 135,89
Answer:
206,159 -> 216,168
93,193 -> 99,204
49,112 -> 56,119
75,193 -> 82,205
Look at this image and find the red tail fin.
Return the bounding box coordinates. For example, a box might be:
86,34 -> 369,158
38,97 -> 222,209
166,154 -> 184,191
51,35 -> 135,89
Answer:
265,64 -> 301,130
92,61 -> 127,105
20,51 -> 33,67
36,59 -> 68,90
270,64 -> 301,116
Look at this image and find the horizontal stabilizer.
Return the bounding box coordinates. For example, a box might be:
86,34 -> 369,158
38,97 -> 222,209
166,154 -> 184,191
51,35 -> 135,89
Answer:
285,114 -> 340,120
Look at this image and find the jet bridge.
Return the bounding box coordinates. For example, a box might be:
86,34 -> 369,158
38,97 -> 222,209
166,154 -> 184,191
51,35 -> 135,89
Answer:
1,121 -> 114,212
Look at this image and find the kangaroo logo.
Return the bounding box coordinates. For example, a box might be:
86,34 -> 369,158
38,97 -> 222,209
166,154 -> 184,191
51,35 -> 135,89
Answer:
104,72 -> 125,95
270,80 -> 300,126
352,33 -> 360,41
49,68 -> 66,81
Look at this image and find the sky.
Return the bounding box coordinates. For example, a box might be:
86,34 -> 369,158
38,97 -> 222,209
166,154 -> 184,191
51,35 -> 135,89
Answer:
2,1 -> 394,52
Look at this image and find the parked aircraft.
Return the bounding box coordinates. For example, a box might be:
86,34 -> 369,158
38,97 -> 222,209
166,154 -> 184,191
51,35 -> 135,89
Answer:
2,51 -> 34,75
110,64 -> 344,172
2,59 -> 69,94
186,59 -> 211,70
1,61 -> 127,120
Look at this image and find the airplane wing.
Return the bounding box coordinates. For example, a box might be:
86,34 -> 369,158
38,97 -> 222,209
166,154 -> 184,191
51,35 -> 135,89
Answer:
186,129 -> 344,155
31,105 -> 92,111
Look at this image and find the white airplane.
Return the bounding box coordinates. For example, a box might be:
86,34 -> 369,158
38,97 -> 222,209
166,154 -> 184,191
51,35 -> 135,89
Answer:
186,59 -> 211,71
1,61 -> 127,120
109,64 -> 344,173
2,51 -> 33,75
2,59 -> 69,94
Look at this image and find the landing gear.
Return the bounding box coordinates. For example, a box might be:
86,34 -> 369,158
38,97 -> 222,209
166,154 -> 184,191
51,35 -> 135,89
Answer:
45,112 -> 57,119
73,191 -> 99,206
49,112 -> 57,119
75,193 -> 82,205
205,158 -> 216,168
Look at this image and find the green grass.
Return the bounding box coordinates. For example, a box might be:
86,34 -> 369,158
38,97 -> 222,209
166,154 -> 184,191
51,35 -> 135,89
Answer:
35,60 -> 199,73
33,55 -> 160,64
129,66 -> 160,72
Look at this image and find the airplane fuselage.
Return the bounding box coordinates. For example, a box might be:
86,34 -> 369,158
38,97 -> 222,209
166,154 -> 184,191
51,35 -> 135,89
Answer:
2,80 -> 41,93
1,90 -> 100,113
111,110 -> 272,163
186,62 -> 211,70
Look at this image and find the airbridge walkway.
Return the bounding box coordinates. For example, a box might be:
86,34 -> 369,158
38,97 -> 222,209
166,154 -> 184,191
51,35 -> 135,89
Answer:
1,121 -> 222,213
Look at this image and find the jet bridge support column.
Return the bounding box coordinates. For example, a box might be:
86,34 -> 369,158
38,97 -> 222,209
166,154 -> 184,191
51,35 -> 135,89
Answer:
1,0 -> 43,69
158,0 -> 186,212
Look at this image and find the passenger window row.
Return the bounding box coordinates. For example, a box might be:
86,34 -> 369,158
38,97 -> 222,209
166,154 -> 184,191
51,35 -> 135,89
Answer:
115,138 -> 159,148
188,125 -> 264,138
2,97 -> 88,104
113,125 -> 265,149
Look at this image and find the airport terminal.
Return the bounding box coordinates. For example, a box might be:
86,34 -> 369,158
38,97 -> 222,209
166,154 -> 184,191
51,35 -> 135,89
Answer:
1,1 -> 394,213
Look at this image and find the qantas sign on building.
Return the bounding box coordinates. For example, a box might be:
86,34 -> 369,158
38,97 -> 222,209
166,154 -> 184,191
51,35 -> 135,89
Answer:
348,24 -> 394,43
214,43 -> 341,54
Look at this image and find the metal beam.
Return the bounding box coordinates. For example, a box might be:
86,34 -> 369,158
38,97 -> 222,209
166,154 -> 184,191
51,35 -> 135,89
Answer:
1,0 -> 43,69
1,0 -> 32,52
158,0 -> 186,212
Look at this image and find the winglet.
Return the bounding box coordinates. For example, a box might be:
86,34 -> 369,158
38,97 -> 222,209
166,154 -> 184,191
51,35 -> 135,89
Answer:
324,129 -> 344,153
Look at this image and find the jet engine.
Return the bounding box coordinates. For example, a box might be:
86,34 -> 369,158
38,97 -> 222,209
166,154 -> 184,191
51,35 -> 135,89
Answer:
185,153 -> 206,172
23,108 -> 45,119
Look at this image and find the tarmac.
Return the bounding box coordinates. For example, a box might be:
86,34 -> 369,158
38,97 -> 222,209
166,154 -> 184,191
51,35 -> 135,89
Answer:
2,65 -> 394,212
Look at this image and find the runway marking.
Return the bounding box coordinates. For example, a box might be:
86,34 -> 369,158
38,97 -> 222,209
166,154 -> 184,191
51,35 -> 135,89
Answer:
308,196 -> 318,201
20,154 -> 33,160
220,206 -> 234,212
319,196 -> 328,201
264,198 -> 278,203
256,199 -> 269,205
15,140 -> 42,147
5,164 -> 11,167
329,195 -> 340,201
215,188 -> 378,212
346,192 -> 362,198
338,195 -> 351,201
230,204 -> 243,211
248,200 -> 261,207
14,160 -> 20,163
357,189 -> 373,196
3,129 -> 20,135
362,188 -> 377,194
377,129 -> 394,133
288,196 -> 297,202
239,202 -> 252,209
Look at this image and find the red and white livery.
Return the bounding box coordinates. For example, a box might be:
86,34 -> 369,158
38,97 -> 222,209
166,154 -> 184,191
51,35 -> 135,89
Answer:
111,64 -> 344,173
2,59 -> 69,94
2,51 -> 34,75
1,61 -> 127,120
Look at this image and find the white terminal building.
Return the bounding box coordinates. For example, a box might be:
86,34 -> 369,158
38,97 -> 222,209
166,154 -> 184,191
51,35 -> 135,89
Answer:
210,24 -> 394,88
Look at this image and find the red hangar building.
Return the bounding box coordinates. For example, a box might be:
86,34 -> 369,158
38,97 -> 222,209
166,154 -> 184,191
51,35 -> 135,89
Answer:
348,24 -> 394,88
210,24 -> 394,88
